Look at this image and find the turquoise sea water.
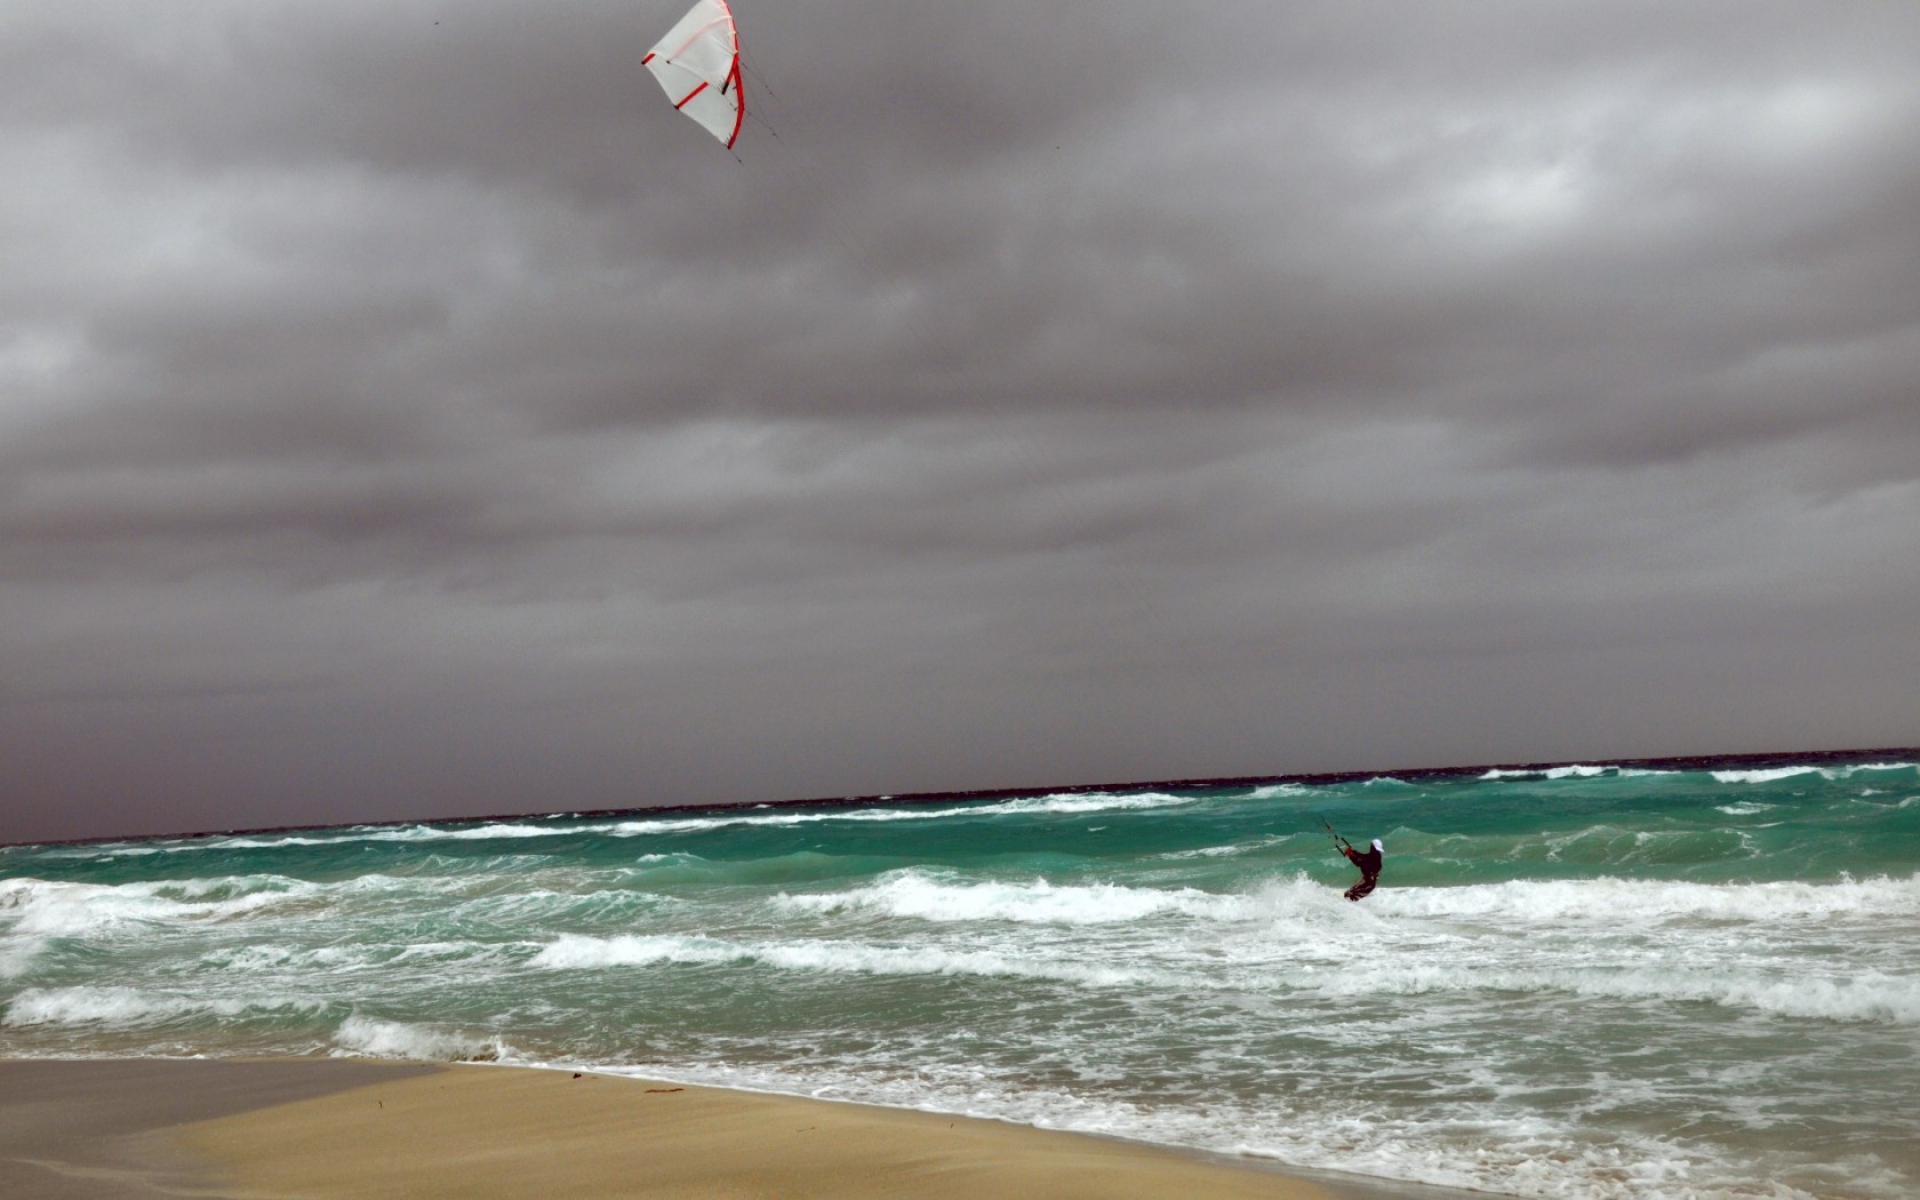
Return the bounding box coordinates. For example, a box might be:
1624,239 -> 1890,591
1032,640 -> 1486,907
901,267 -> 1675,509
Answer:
3,752 -> 1917,1199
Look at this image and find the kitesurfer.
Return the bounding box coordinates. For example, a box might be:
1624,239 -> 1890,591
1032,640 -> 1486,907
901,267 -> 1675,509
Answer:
1342,838 -> 1383,902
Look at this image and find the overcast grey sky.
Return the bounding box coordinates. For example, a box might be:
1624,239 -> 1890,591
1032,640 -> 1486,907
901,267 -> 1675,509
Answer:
4,0 -> 1917,844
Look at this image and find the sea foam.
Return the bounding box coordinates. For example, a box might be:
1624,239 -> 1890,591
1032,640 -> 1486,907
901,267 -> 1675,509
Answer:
161,792 -> 1208,853
3,984 -> 329,1029
1371,874 -> 1920,923
334,1014 -> 504,1061
606,791 -> 1198,838
1481,764 -> 1624,780
527,931 -> 1179,989
0,875 -> 315,938
1302,963 -> 1920,1025
1711,766 -> 1825,785
776,871 -> 1241,925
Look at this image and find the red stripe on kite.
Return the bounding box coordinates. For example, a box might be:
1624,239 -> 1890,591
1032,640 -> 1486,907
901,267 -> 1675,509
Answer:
725,62 -> 745,148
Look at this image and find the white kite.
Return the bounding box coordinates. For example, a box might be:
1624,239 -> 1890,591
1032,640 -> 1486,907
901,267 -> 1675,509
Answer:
644,0 -> 745,149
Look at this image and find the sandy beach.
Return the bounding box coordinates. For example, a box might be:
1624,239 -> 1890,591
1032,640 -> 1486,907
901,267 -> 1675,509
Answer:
0,1058 -> 1442,1200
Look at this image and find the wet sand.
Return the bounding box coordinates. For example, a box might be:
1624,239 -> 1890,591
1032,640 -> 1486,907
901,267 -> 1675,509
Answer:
0,1059 -> 1482,1199
0,1058 -> 439,1198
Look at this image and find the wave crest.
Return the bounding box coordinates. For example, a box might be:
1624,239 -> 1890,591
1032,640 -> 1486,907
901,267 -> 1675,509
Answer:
527,932 -> 1172,988
333,1014 -> 505,1061
776,871 -> 1240,925
3,984 -> 328,1029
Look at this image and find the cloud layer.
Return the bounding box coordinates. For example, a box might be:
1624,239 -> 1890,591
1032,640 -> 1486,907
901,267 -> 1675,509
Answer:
4,1 -> 1917,842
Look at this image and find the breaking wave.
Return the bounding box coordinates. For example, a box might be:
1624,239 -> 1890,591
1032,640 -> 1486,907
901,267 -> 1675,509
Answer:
0,875 -> 319,938
1305,964 -> 1920,1025
333,1014 -> 506,1061
776,871 -> 1243,925
1371,874 -> 1920,923
3,984 -> 329,1029
527,932 -> 1176,989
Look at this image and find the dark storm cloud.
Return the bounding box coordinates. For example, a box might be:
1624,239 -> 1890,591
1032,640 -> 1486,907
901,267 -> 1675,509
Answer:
3,1 -> 1917,843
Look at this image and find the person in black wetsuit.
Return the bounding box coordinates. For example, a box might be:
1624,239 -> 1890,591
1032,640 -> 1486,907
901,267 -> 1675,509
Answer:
1342,838 -> 1383,901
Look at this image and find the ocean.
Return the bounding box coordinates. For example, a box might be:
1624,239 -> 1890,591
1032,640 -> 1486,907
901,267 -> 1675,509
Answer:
3,751 -> 1916,1199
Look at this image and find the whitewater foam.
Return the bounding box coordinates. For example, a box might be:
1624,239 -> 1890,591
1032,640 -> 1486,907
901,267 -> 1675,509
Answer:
605,791 -> 1200,838
1482,764 -> 1622,780
1371,874 -> 1920,923
584,1056 -> 1835,1200
777,871 -> 1920,931
0,876 -> 318,938
775,871 -> 1245,925
1298,962 -> 1920,1025
157,793 -> 1212,852
528,931 -> 1181,989
4,985 -> 330,1029
334,1014 -> 503,1061
1698,761 -> 1918,787
1712,767 -> 1824,785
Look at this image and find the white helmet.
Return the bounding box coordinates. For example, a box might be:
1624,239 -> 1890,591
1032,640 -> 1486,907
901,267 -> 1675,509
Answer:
1371,839 -> 1384,852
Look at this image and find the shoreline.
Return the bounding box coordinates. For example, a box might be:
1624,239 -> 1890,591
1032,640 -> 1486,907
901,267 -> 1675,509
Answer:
0,1057 -> 1492,1200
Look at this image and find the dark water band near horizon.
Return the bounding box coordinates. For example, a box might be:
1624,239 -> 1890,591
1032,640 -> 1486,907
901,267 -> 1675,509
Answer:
4,748 -> 1917,1199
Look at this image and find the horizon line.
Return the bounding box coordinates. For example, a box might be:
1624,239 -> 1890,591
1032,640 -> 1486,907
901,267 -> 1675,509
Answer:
9,743 -> 1916,852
